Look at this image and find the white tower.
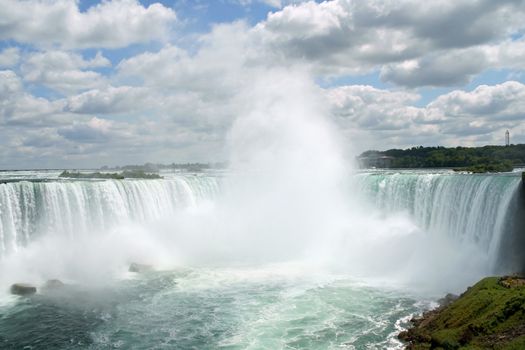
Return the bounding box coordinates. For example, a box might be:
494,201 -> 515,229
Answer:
505,130 -> 510,146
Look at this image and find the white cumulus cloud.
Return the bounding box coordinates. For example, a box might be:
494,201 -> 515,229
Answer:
0,0 -> 177,49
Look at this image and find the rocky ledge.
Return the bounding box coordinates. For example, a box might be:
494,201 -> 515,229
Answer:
399,276 -> 525,350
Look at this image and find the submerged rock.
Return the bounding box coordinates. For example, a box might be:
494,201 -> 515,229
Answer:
10,283 -> 37,296
129,263 -> 153,273
43,279 -> 65,289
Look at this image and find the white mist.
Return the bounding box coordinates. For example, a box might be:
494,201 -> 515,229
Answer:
0,68 -> 499,297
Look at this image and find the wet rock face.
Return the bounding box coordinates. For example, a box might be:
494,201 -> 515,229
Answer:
498,275 -> 525,288
10,283 -> 37,296
438,293 -> 459,307
129,263 -> 153,273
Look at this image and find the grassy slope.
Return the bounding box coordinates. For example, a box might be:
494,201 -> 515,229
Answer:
399,277 -> 525,350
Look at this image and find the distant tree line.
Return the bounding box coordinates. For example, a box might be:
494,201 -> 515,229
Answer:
359,144 -> 525,172
60,170 -> 162,179
100,162 -> 227,172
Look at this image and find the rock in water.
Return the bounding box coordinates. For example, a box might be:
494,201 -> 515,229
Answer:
10,283 -> 37,296
129,262 -> 153,273
43,279 -> 65,289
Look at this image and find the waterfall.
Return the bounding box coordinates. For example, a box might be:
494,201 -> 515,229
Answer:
0,170 -> 523,276
356,171 -> 522,271
0,175 -> 220,257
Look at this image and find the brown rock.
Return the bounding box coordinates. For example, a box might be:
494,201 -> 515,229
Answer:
10,283 -> 37,296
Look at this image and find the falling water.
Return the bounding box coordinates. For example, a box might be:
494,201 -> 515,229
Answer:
0,175 -> 220,256
356,170 -> 522,272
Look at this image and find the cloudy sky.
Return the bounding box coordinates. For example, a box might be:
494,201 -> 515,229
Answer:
1,0 -> 524,169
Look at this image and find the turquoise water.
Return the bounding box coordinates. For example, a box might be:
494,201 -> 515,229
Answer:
0,267 -> 424,349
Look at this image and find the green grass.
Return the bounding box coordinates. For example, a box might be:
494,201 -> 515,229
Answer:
400,277 -> 525,349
